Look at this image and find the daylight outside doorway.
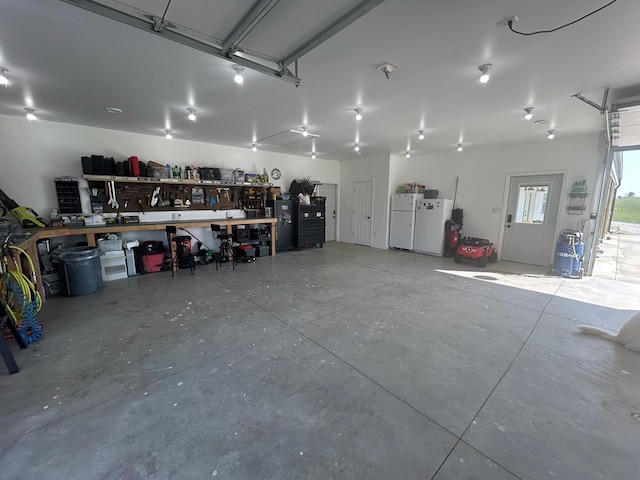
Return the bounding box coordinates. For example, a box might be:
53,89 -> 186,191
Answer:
592,150 -> 640,284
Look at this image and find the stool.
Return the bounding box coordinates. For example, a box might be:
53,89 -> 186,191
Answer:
211,225 -> 236,270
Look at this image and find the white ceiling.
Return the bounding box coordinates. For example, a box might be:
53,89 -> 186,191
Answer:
0,0 -> 639,161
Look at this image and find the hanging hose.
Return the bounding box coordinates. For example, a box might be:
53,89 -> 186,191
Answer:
0,241 -> 43,344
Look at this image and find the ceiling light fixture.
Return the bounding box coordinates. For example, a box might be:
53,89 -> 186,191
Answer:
524,107 -> 534,120
478,63 -> 492,84
0,67 -> 9,87
405,151 -> 411,158
289,127 -> 319,138
547,130 -> 555,140
354,108 -> 363,121
187,108 -> 197,122
311,152 -> 316,159
24,108 -> 38,122
354,144 -> 360,152
418,130 -> 425,140
251,143 -> 257,152
165,129 -> 172,139
232,65 -> 244,85
457,143 -> 463,152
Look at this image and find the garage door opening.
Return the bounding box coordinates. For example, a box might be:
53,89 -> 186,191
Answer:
592,150 -> 640,283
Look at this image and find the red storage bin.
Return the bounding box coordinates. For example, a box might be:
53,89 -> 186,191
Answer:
128,156 -> 140,177
141,252 -> 165,273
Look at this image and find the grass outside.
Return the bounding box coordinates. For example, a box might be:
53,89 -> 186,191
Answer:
613,196 -> 640,224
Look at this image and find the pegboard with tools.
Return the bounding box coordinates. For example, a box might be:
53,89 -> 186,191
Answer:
85,176 -> 274,214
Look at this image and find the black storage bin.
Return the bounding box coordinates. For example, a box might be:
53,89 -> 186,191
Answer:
91,155 -> 105,175
52,247 -> 103,296
81,156 -> 93,174
423,189 -> 438,199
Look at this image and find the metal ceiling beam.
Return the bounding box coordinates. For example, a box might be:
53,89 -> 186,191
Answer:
280,0 -> 387,69
60,0 -> 300,85
220,0 -> 280,58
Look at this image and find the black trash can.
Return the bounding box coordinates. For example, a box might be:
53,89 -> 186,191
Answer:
53,246 -> 103,296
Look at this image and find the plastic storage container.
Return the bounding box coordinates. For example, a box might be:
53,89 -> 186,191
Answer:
97,237 -> 123,252
100,251 -> 128,281
53,246 -> 103,296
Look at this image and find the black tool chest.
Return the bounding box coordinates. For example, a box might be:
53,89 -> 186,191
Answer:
295,197 -> 325,249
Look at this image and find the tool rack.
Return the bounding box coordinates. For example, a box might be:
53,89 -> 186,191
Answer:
83,175 -> 276,214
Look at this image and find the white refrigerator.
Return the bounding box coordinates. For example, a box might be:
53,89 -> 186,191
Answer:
414,198 -> 454,256
389,193 -> 422,250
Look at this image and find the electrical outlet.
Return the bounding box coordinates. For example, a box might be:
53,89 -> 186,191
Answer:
496,16 -> 518,28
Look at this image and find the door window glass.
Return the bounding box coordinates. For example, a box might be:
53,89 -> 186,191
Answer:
515,185 -> 549,223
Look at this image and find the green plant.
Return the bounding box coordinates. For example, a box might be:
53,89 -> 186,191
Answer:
613,196 -> 640,224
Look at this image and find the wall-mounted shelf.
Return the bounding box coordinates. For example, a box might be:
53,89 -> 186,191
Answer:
83,174 -> 273,188
566,180 -> 588,215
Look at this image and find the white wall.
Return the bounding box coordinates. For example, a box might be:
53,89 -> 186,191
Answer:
0,114 -> 340,220
339,154 -> 391,249
396,132 -> 604,263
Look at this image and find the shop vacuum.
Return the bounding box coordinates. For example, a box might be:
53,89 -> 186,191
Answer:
553,229 -> 584,279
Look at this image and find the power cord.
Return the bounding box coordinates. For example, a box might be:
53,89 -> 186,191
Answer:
508,0 -> 618,36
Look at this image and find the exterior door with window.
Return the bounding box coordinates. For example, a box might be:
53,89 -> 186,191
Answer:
502,174 -> 563,266
353,181 -> 373,246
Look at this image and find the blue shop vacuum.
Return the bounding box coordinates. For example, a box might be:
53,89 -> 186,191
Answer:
553,229 -> 584,279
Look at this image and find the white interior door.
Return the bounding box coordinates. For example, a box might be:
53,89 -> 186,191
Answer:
317,183 -> 337,242
353,181 -> 373,246
502,174 -> 563,266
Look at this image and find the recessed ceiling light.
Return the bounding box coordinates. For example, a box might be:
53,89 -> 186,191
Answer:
105,107 -> 123,114
187,108 -> 197,122
418,130 -> 425,140
0,67 -> 9,87
478,63 -> 492,84
534,119 -> 548,125
524,107 -> 534,120
24,108 -> 38,121
165,129 -> 172,139
354,108 -> 363,121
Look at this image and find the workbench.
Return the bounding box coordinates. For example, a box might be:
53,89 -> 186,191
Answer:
17,217 -> 278,301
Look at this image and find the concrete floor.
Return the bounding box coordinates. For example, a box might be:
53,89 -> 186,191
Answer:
2,242 -> 640,479
592,222 -> 640,285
